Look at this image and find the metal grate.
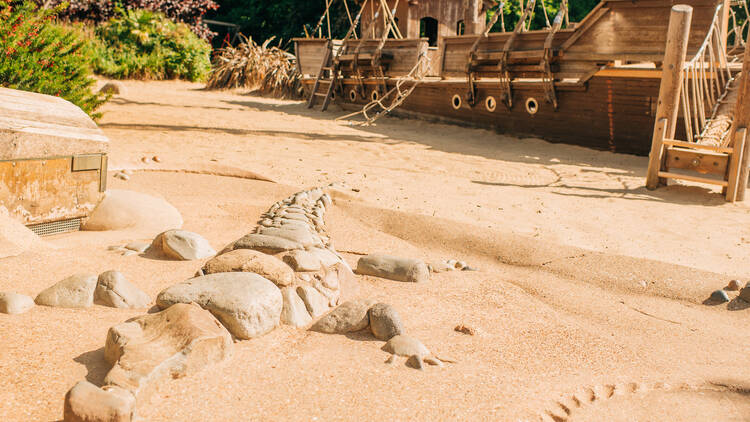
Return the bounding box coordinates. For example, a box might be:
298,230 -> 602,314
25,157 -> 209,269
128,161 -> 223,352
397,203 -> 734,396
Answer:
27,218 -> 81,237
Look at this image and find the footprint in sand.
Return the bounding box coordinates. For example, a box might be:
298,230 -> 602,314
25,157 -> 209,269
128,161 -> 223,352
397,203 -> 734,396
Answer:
540,381 -> 750,421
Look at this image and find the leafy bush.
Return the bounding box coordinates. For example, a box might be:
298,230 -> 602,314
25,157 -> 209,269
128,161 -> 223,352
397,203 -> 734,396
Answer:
37,0 -> 218,40
0,1 -> 107,118
206,35 -> 302,98
92,9 -> 212,81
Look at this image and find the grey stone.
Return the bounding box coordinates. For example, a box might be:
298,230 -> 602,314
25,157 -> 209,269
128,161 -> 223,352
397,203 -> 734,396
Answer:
368,303 -> 404,341
382,335 -> 452,370
708,289 -> 730,303
231,233 -> 303,254
356,254 -> 430,283
0,292 -> 34,314
282,250 -> 322,272
35,274 -> 97,308
156,272 -> 282,339
280,287 -> 312,327
151,230 -> 215,261
94,271 -> 150,309
296,285 -> 329,318
311,299 -> 376,334
201,249 -> 294,286
739,282 -> 750,302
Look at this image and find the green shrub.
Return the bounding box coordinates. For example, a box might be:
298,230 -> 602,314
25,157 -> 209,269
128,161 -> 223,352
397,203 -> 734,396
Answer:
92,9 -> 212,81
0,1 -> 107,118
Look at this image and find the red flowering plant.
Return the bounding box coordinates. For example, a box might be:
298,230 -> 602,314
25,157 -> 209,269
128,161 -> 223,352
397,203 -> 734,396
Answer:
0,1 -> 107,117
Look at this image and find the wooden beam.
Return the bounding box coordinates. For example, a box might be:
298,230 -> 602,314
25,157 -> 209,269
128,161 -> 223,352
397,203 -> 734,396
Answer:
726,128 -> 746,201
731,41 -> 750,200
662,139 -> 734,153
657,171 -> 729,187
646,5 -> 693,190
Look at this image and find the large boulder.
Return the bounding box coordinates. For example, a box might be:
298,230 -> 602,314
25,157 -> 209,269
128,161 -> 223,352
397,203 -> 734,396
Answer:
104,303 -> 232,404
0,211 -> 49,259
82,189 -> 182,233
94,271 -> 151,309
201,249 -> 294,286
151,229 -> 215,261
35,274 -> 97,308
311,299 -> 376,334
0,292 -> 34,314
156,272 -> 282,339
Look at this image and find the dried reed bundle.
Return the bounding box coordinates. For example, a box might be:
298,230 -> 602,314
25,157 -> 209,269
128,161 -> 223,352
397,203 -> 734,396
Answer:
206,35 -> 302,98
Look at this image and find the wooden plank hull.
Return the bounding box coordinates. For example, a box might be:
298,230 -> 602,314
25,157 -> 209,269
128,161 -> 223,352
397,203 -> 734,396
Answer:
306,72 -> 664,155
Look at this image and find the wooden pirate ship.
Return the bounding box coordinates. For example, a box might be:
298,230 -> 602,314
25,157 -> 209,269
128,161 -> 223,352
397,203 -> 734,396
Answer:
294,0 -> 747,157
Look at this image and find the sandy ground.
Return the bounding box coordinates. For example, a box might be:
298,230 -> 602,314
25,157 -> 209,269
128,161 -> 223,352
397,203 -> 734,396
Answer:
1,80 -> 749,421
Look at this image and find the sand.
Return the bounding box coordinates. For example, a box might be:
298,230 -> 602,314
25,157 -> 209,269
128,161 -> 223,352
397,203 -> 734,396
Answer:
0,80 -> 748,421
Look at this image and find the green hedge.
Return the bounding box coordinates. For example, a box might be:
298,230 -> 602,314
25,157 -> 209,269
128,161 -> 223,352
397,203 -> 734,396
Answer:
92,9 -> 212,81
0,1 -> 107,118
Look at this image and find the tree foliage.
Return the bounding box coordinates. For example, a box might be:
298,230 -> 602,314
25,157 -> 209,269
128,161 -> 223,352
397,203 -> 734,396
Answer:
0,1 -> 107,117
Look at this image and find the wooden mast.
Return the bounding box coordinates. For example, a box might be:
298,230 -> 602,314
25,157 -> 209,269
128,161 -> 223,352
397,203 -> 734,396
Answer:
645,5 -> 693,190
728,41 -> 750,201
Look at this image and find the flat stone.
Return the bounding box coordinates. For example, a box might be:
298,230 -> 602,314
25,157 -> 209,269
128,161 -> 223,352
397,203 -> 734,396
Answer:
280,287 -> 312,327
94,271 -> 151,309
257,226 -> 322,247
82,189 -> 183,233
282,250 -> 322,272
0,292 -> 34,314
383,335 -> 430,357
104,303 -> 232,404
35,274 -> 97,308
311,299 -> 376,334
739,282 -> 750,302
64,381 -> 134,422
202,249 -> 294,286
156,272 -> 282,339
296,285 -> 329,318
151,229 -> 215,261
124,242 -> 150,253
231,233 -> 303,254
368,303 -> 404,341
308,247 -> 341,268
356,254 -> 430,283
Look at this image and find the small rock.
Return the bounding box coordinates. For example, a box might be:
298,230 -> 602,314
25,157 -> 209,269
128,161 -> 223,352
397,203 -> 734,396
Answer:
739,282 -> 750,302
124,241 -> 150,253
725,280 -> 741,291
280,287 -> 312,327
308,247 -> 341,267
35,274 -> 97,308
156,272 -> 282,339
64,381 -> 134,422
151,229 -> 215,261
311,299 -> 376,334
454,324 -> 476,335
202,249 -> 294,286
282,250 -> 322,272
140,156 -> 151,164
94,271 -> 150,309
152,156 -> 161,163
356,254 -> 430,283
257,227 -> 322,248
709,289 -> 730,303
114,172 -> 130,181
296,285 -> 329,318
0,292 -> 34,314
368,303 -> 404,341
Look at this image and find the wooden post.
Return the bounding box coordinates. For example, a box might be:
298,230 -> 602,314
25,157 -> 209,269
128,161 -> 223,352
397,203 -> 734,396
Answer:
730,41 -> 750,201
464,0 -> 485,35
719,0 -> 731,50
646,5 -> 693,190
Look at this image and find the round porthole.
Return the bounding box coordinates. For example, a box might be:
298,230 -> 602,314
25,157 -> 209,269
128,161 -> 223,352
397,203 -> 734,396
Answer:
451,94 -> 462,110
485,96 -> 497,112
525,97 -> 539,115
348,89 -> 357,102
371,90 -> 379,101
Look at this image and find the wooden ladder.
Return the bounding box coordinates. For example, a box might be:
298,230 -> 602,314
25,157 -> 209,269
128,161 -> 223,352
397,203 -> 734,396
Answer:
307,40 -> 337,111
